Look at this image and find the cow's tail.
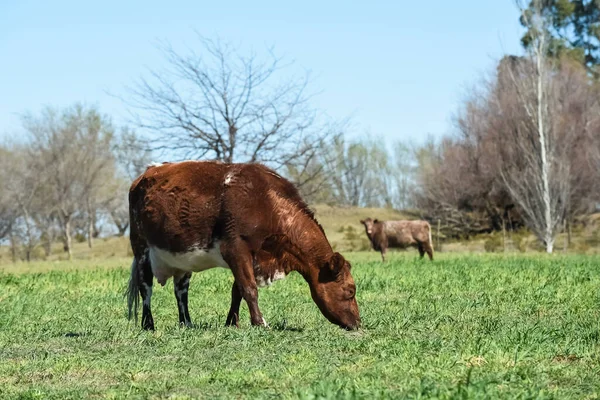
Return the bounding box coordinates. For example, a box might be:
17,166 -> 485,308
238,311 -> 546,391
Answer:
126,257 -> 140,322
426,221 -> 435,259
126,183 -> 143,323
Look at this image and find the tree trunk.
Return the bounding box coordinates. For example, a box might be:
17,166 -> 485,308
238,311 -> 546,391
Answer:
21,206 -> 34,263
117,222 -> 129,237
436,219 -> 441,252
563,219 -> 568,253
44,239 -> 52,257
62,215 -> 73,260
535,26 -> 553,254
43,224 -> 54,257
88,214 -> 94,249
502,217 -> 506,252
92,212 -> 100,238
87,201 -> 94,249
9,231 -> 18,263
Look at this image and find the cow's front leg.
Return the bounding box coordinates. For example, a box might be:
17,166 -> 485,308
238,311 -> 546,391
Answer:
174,272 -> 192,327
225,281 -> 242,327
417,243 -> 425,259
221,240 -> 266,327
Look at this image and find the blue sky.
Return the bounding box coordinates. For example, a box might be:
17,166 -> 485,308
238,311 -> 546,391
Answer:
0,1 -> 523,144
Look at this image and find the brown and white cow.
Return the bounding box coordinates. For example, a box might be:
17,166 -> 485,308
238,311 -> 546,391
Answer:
126,161 -> 360,330
360,217 -> 434,262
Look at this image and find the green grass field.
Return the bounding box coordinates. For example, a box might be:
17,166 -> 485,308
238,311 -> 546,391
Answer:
1,252 -> 600,399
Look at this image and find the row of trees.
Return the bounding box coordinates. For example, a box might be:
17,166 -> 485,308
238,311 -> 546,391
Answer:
0,30 -> 419,261
0,106 -> 417,261
0,106 -> 150,260
414,0 -> 600,252
288,137 -> 416,209
2,0 -> 599,258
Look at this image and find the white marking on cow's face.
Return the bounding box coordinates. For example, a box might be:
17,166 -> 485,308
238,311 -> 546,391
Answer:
148,241 -> 229,285
142,283 -> 152,307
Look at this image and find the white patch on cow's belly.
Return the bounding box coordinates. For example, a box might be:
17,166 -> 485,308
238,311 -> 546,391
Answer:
255,270 -> 287,288
148,242 -> 229,285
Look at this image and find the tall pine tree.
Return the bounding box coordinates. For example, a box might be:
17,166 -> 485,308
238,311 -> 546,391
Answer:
520,0 -> 600,76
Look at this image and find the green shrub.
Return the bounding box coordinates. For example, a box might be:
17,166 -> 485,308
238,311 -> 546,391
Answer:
359,238 -> 371,251
511,229 -> 530,253
484,234 -> 503,253
343,226 -> 360,241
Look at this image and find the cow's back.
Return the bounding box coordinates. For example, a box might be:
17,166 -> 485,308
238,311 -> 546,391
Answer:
130,161 -> 228,253
383,221 -> 416,247
382,220 -> 431,247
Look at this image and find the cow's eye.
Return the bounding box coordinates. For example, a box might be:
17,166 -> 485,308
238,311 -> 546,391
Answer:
346,286 -> 356,299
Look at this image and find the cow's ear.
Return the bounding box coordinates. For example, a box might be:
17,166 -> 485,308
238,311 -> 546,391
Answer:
326,252 -> 346,275
359,219 -> 364,224
373,219 -> 379,224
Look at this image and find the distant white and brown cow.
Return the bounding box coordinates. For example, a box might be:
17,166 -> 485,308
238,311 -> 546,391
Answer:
360,218 -> 434,262
126,161 -> 361,331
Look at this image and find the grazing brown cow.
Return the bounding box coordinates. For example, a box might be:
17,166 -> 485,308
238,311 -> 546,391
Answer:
126,161 -> 360,330
360,218 -> 434,262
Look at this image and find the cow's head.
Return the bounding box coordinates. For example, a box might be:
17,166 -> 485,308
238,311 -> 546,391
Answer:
262,235 -> 361,330
360,217 -> 378,236
309,252 -> 360,330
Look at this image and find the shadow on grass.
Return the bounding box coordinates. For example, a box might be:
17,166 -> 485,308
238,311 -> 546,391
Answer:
271,319 -> 304,332
64,332 -> 86,338
179,321 -> 218,331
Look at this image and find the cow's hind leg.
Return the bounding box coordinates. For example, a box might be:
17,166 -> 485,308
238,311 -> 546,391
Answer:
139,254 -> 155,330
425,243 -> 434,261
225,281 -> 242,327
380,248 -> 386,262
174,272 -> 192,327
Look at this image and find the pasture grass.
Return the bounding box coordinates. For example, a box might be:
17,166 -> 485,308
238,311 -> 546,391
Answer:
1,252 -> 600,399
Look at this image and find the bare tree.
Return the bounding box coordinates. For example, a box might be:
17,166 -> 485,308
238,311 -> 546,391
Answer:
412,4 -> 600,246
498,0 -> 568,253
104,127 -> 153,237
12,147 -> 42,261
113,127 -> 152,180
77,114 -> 118,249
284,132 -> 341,204
24,104 -> 116,258
0,144 -> 40,261
107,195 -> 130,236
391,142 -> 417,210
319,136 -> 396,208
0,145 -> 19,240
126,35 -> 333,188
